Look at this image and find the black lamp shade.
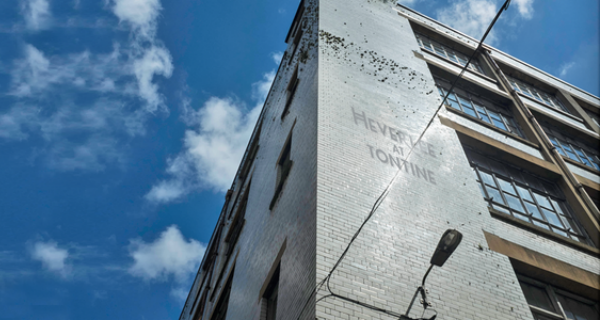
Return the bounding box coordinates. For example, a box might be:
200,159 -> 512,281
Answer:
430,229 -> 463,267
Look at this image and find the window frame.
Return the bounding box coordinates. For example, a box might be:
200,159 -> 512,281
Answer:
436,78 -> 524,138
415,33 -> 485,75
269,127 -> 294,210
466,148 -> 592,245
518,274 -> 599,320
507,75 -> 570,114
543,125 -> 600,171
282,66 -> 299,119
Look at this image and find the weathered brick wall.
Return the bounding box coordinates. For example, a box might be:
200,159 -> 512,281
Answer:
314,1 -> 598,319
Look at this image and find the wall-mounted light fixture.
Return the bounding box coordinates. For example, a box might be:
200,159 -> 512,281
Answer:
400,229 -> 463,320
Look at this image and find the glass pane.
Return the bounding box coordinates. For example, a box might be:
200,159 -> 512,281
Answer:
491,203 -> 510,214
422,40 -> 433,51
477,184 -> 486,197
475,105 -> 491,123
522,88 -> 534,98
513,211 -> 530,221
479,171 -> 496,186
519,281 -> 555,312
447,51 -> 459,63
533,193 -> 552,209
542,208 -> 564,228
533,220 -> 551,230
509,80 -> 520,92
485,186 -> 504,204
525,202 -> 543,220
550,138 -> 567,156
457,53 -> 468,65
433,44 -> 446,57
492,118 -> 508,131
447,99 -> 461,110
497,178 -> 516,195
550,227 -> 569,238
575,149 -> 592,166
517,186 -> 533,201
557,293 -> 599,320
505,193 -> 525,212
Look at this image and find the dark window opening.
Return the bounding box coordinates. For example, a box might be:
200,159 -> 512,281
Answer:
518,275 -> 599,320
288,27 -> 303,65
262,265 -> 280,320
282,67 -> 299,119
192,290 -> 209,320
210,271 -> 234,320
239,121 -> 262,180
270,135 -> 293,210
225,181 -> 250,257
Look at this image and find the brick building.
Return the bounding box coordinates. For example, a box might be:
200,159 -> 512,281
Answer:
179,1 -> 600,319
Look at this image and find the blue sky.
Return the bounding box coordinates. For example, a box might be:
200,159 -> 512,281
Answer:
0,0 -> 597,319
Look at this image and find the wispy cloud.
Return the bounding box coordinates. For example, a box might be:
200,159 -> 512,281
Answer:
30,241 -> 71,277
437,0 -> 499,44
436,0 -> 535,45
128,225 -> 205,299
21,0 -> 52,31
558,61 -> 575,78
146,67 -> 275,203
513,0 -> 534,20
2,0 -> 173,171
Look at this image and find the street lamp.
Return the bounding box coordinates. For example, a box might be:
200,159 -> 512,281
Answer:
400,229 -> 463,320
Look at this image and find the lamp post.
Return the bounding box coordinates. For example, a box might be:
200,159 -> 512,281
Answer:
400,229 -> 463,320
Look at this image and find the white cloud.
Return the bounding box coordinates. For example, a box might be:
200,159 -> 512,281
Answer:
128,225 -> 205,283
3,0 -> 173,172
558,61 -> 575,78
436,0 -> 535,45
513,0 -> 534,20
146,70 -> 274,203
436,0 -> 499,44
271,52 -> 283,65
112,0 -> 161,38
133,45 -> 173,113
30,241 -> 70,277
21,0 -> 51,31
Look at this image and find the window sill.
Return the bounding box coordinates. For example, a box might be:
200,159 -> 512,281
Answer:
489,207 -> 599,257
562,156 -> 600,176
419,47 -> 498,84
517,92 -> 584,123
444,105 -> 539,149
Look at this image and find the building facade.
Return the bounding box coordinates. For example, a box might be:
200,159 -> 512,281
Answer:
180,1 -> 600,319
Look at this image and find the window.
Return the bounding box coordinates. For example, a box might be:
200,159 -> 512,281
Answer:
288,25 -> 303,65
518,275 -> 599,320
415,33 -> 485,75
239,121 -> 262,179
262,265 -> 280,320
436,78 -> 524,138
543,124 -> 600,171
192,290 -> 208,320
269,134 -> 293,210
506,75 -> 570,114
465,147 -> 592,245
225,181 -> 249,257
583,108 -> 600,128
211,272 -> 233,320
282,67 -> 299,119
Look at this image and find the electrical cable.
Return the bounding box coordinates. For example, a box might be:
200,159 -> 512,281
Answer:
294,1 -> 511,319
